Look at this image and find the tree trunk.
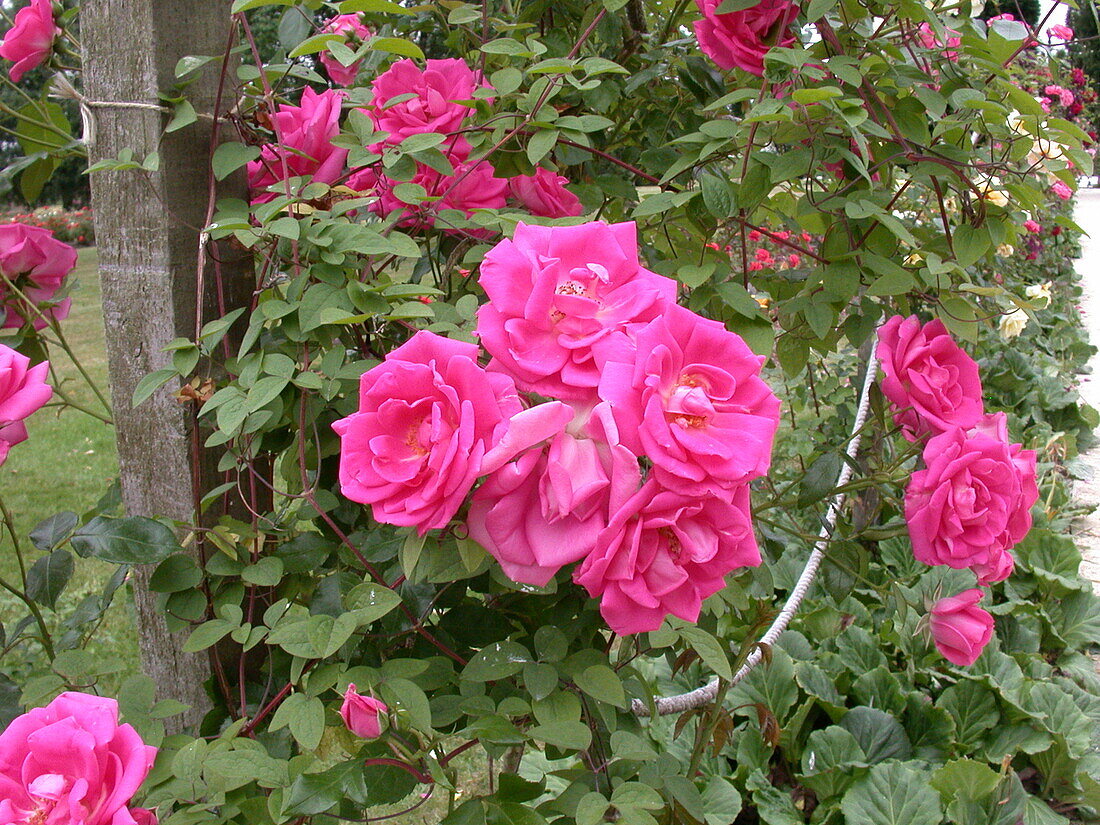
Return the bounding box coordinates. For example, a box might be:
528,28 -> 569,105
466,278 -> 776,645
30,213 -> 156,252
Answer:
81,0 -> 250,732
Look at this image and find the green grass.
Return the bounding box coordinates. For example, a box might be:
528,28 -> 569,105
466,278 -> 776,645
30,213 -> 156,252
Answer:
0,247 -> 140,681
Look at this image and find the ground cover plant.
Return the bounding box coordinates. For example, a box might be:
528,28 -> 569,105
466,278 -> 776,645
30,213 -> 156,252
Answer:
0,0 -> 1099,823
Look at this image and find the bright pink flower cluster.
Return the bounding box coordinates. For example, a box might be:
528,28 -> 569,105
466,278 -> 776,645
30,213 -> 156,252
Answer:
0,343 -> 52,465
347,59 -> 581,231
0,0 -> 58,82
335,221 -> 779,634
0,692 -> 157,825
247,88 -> 349,205
877,316 -> 1037,665
473,221 -> 778,633
0,222 -> 77,330
693,0 -> 800,76
319,14 -> 371,87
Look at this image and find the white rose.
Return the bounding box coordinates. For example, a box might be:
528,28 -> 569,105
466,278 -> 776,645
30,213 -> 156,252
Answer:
999,308 -> 1029,339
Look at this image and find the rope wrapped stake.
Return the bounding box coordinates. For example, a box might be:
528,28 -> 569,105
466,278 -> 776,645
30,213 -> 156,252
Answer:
632,350 -> 880,717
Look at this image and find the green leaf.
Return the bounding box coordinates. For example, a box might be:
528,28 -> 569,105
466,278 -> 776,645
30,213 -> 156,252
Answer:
729,646 -> 798,722
231,0 -> 294,11
930,758 -> 1001,803
71,516 -> 182,565
574,665 -> 627,708
346,581 -> 403,624
282,760 -> 367,815
26,550 -> 74,610
212,142 -> 261,181
269,693 -> 325,750
132,368 -> 178,407
29,512 -> 78,552
242,556 -> 284,586
700,170 -> 733,218
340,0 -> 414,12
679,625 -> 733,680
800,726 -> 866,800
368,37 -> 425,59
183,619 -> 235,653
527,129 -> 559,165
841,761 -> 944,825
839,706 -> 911,763
701,777 -> 742,825
527,720 -> 592,749
462,641 -> 532,681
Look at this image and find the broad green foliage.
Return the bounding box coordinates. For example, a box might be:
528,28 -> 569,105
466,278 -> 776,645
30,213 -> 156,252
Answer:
2,0 -> 1100,823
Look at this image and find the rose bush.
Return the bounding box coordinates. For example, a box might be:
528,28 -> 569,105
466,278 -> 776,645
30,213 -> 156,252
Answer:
0,0 -> 1099,823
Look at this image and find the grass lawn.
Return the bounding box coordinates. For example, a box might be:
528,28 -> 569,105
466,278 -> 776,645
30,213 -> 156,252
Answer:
0,247 -> 141,681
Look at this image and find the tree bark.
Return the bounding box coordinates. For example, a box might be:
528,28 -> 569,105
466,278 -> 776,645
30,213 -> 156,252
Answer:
81,0 -> 249,732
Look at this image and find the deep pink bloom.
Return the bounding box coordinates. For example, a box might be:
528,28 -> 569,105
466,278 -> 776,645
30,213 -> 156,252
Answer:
1024,219 -> 1041,233
129,810 -> 157,825
0,692 -> 157,825
476,221 -> 677,401
332,331 -> 570,534
509,168 -> 584,218
0,223 -> 77,330
0,343 -> 51,464
598,304 -> 780,495
1051,181 -> 1073,200
348,139 -> 507,232
339,684 -> 387,739
1049,24 -> 1073,41
693,0 -> 800,76
574,482 -> 760,634
366,58 -> 490,147
905,424 -> 1037,581
247,88 -> 349,204
319,14 -> 371,86
0,0 -> 58,82
876,315 -> 984,441
928,589 -> 995,666
468,403 -> 640,586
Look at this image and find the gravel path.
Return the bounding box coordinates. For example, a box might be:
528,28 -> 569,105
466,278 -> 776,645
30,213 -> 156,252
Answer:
1072,188 -> 1100,594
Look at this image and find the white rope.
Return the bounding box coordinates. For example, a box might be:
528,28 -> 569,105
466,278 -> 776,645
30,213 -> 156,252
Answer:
633,346 -> 880,717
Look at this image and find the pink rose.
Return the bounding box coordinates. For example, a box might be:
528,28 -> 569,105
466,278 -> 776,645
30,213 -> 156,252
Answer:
319,14 -> 371,86
467,403 -> 640,586
1049,24 -> 1073,41
1024,219 -> 1041,233
509,168 -> 584,218
1051,181 -> 1073,200
339,684 -> 387,739
129,809 -> 157,825
574,482 -> 761,634
349,138 -> 507,233
475,221 -> 677,401
0,223 -> 77,330
0,343 -> 52,463
917,22 -> 961,60
905,424 -> 1037,581
333,331 -> 571,534
247,88 -> 349,204
598,304 -> 780,495
875,315 -> 984,441
0,0 -> 58,83
693,0 -> 800,76
0,692 -> 157,825
928,589 -> 994,666
366,58 -> 490,147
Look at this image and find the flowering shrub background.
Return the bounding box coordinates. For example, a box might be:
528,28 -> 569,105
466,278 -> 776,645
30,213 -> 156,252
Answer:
0,1 -> 1099,824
